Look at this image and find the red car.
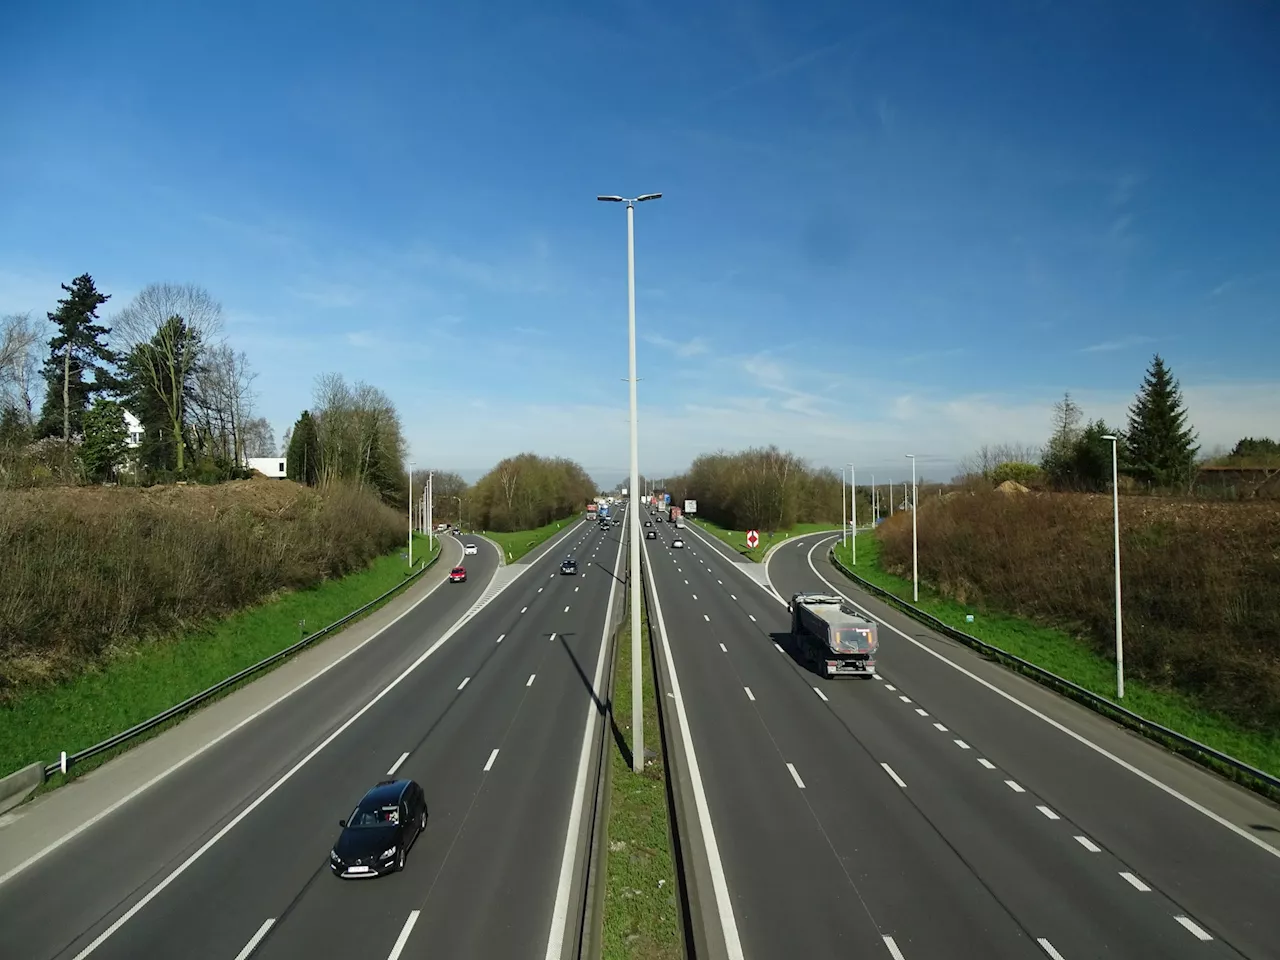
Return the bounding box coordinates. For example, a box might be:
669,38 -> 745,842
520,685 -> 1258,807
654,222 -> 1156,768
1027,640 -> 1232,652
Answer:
449,566 -> 467,583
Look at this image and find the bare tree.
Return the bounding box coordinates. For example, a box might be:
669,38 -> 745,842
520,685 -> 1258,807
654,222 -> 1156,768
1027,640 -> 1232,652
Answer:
114,284 -> 224,472
240,417 -> 276,457
1,312 -> 43,420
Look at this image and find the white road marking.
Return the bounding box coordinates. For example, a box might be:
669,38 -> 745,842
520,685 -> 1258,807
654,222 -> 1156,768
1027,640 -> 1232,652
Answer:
387,752 -> 410,776
885,684 -> 897,691
484,749 -> 500,772
731,594 -> 737,600
1074,835 -> 1101,852
692,594 -> 698,600
1005,780 -> 1025,793
549,632 -> 557,642
538,587 -> 544,593
814,687 -> 829,702
684,579 -> 689,585
717,579 -> 723,584
749,614 -> 757,622
704,614 -> 711,622
457,677 -> 470,691
882,936 -> 907,960
497,634 -> 505,644
954,739 -> 971,750
575,586 -> 579,592
898,695 -> 912,703
933,722 -> 948,732
233,919 -> 275,960
720,643 -> 728,652
1174,916 -> 1213,940
1036,939 -> 1066,960
1119,871 -> 1150,891
773,642 -> 784,653
881,763 -> 907,788
800,537 -> 1280,862
786,763 -> 805,788
744,687 -> 755,701
387,910 -> 421,960
564,605 -> 570,613
915,708 -> 929,717
521,606 -> 528,614
527,674 -> 536,687
1036,804 -> 1060,820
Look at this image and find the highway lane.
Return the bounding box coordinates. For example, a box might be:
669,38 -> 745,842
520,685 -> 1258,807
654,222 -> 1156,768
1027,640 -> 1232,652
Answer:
651,521 -> 1253,958
0,518 -> 613,960
765,530 -> 1280,958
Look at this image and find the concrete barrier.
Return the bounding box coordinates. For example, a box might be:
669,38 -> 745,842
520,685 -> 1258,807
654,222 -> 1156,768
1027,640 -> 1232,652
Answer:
0,763 -> 45,815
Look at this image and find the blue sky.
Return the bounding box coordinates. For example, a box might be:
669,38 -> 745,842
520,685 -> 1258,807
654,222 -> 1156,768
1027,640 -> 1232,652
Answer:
2,0 -> 1277,485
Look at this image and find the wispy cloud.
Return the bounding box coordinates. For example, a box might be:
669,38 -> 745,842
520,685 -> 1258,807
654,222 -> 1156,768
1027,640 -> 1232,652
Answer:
1080,335 -> 1156,353
645,332 -> 710,358
286,279 -> 365,309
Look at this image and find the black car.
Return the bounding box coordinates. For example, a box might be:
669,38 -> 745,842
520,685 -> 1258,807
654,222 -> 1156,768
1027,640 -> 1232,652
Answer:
561,557 -> 578,574
645,529 -> 656,539
330,779 -> 428,878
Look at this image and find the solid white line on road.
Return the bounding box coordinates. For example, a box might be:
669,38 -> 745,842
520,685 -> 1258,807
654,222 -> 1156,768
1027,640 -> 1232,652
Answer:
787,763 -> 805,788
915,708 -> 929,717
233,919 -> 275,960
977,758 -> 996,769
704,614 -> 711,622
720,643 -> 728,652
1119,871 -> 1150,891
885,684 -> 897,691
814,687 -> 829,702
521,606 -> 528,614
749,614 -> 757,622
1174,916 -> 1213,940
1036,938 -> 1066,960
882,935 -> 907,960
564,605 -> 570,613
387,911 -> 421,960
1074,835 -> 1101,852
1036,804 -> 1060,820
881,762 -> 907,788
527,674 -> 536,687
744,687 -> 755,701
484,749 -> 500,772
933,722 -> 948,732
496,634 -> 505,644
773,642 -> 784,653
457,677 -> 470,691
1005,780 -> 1026,793
954,739 -> 971,750
898,695 -> 912,703
387,752 -> 410,776
692,594 -> 698,600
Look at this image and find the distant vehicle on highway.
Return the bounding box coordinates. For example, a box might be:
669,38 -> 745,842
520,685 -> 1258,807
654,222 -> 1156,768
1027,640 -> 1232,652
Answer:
644,520 -> 652,527
464,543 -> 478,555
330,779 -> 428,878
645,529 -> 657,539
671,538 -> 684,549
449,566 -> 467,582
789,592 -> 879,679
560,557 -> 578,575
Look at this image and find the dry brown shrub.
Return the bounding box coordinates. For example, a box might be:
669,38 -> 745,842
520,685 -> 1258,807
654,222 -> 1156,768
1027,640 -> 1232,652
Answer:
0,477 -> 403,700
876,492 -> 1280,730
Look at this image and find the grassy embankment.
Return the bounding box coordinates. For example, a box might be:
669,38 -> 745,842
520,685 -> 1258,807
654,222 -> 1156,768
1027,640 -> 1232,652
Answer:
689,517 -> 842,561
831,500 -> 1280,779
481,515 -> 576,562
0,480 -> 438,780
601,590 -> 681,959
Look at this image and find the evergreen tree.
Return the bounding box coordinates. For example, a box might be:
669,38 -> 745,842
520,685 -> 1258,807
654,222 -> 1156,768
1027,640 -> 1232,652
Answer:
118,343 -> 178,474
1041,391 -> 1084,488
37,274 -> 116,442
117,318 -> 204,475
1125,354 -> 1198,487
80,398 -> 128,482
286,410 -> 320,485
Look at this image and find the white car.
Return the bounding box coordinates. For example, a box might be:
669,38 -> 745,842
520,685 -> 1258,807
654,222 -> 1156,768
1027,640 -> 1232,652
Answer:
464,543 -> 478,555
672,538 -> 684,549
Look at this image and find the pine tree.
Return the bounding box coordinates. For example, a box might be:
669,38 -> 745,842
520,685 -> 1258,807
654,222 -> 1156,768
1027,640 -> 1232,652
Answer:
1042,391 -> 1084,488
1125,354 -> 1198,487
37,274 -> 116,442
286,410 -> 320,485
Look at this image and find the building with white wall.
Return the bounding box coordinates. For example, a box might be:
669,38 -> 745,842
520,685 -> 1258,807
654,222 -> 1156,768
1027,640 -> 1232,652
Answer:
245,457 -> 287,479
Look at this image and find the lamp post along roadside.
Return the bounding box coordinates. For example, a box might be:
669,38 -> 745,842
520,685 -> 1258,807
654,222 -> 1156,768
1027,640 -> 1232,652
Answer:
889,478 -> 893,516
848,463 -> 857,564
1102,435 -> 1124,698
841,468 -> 847,549
906,454 -> 918,602
408,462 -> 415,567
599,190 -> 661,774
871,473 -> 876,523
427,471 -> 434,552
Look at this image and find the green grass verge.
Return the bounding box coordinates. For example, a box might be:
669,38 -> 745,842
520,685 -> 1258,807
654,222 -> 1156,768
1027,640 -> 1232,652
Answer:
602,594 -> 681,959
481,516 -> 575,563
1,533 -> 439,780
689,517 -> 842,562
832,534 -> 1280,779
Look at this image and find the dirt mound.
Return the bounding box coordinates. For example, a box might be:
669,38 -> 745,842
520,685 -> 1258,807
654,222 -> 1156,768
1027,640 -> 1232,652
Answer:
995,480 -> 1029,494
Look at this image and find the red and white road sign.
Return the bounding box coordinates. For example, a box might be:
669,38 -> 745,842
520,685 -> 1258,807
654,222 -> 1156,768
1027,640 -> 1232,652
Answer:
745,529 -> 760,549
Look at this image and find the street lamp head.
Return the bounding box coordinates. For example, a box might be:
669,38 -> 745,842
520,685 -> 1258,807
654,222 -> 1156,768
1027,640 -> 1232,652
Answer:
596,195 -> 625,202
1102,434 -> 1117,441
636,193 -> 663,202
906,454 -> 915,460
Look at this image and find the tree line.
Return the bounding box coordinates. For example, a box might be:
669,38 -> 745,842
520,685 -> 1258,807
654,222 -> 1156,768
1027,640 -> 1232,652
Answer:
1,274 -> 274,486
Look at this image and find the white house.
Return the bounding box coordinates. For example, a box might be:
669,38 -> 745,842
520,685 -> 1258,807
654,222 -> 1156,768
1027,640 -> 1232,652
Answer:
123,409 -> 144,449
245,456 -> 287,479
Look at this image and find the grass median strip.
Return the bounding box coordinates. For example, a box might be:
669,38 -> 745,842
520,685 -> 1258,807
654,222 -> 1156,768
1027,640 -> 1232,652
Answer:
690,517 -> 841,561
602,592 -> 681,960
832,534 -> 1280,778
1,533 -> 439,783
480,516 -> 575,563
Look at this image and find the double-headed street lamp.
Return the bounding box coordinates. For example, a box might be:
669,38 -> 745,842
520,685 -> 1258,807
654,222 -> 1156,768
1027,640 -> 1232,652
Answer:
598,191 -> 661,774
1102,435 -> 1124,699
906,454 -> 918,602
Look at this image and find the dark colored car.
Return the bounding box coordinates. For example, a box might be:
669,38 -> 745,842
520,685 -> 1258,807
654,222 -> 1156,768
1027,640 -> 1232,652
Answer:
645,529 -> 656,539
644,520 -> 652,527
449,565 -> 467,582
330,779 -> 428,878
561,557 -> 578,574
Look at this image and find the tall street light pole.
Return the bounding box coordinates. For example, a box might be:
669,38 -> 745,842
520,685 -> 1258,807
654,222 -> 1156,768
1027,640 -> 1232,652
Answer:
1102,435 -> 1124,699
408,462 -> 415,567
841,467 -> 847,550
599,191 -> 661,774
848,463 -> 857,565
427,471 -> 434,552
906,454 -> 918,602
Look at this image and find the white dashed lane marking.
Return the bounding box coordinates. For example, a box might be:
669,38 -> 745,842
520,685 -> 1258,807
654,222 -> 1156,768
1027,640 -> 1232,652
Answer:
1119,871 -> 1150,892
1074,835 -> 1101,852
457,677 -> 470,691
786,763 -> 805,788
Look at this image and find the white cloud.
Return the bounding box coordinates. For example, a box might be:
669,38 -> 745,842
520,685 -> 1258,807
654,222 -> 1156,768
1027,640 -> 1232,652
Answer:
644,332 -> 710,358
1081,334 -> 1156,353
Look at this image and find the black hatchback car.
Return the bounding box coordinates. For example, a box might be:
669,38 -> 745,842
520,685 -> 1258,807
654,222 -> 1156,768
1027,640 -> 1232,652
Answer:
330,779 -> 427,878
561,557 -> 578,574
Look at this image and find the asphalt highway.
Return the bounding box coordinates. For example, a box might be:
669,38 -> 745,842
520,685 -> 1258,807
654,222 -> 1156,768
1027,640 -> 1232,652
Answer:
0,516 -> 624,960
645,518 -> 1280,959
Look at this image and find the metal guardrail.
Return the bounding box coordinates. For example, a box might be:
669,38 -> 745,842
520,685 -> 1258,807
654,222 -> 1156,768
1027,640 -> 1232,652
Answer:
827,549 -> 1280,803
39,550 -> 443,782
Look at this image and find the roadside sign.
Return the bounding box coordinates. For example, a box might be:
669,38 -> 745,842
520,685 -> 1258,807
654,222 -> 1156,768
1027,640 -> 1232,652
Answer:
684,499 -> 697,514
746,529 -> 759,549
